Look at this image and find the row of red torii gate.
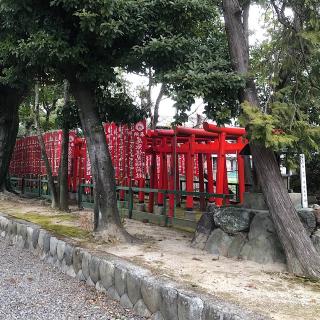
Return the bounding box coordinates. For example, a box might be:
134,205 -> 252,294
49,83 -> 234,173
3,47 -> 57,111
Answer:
9,121 -> 248,214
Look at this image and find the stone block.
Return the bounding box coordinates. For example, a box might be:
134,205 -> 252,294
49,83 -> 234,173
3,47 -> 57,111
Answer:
89,256 -> 101,284
43,233 -> 51,253
154,205 -> 165,215
49,236 -> 58,257
184,211 -> 196,221
38,230 -> 46,250
76,270 -> 86,282
7,221 -> 17,235
134,299 -> 151,318
99,260 -> 115,290
86,276 -> 95,287
64,244 -> 73,266
96,281 -> 107,294
26,226 -> 33,248
159,285 -> 178,320
82,251 -> 92,280
107,286 -> 120,301
32,229 -> 40,249
177,292 -> 204,320
204,229 -> 233,256
120,293 -> 133,309
115,265 -> 127,297
136,203 -> 146,212
151,312 -> 165,320
214,207 -> 253,234
17,223 -> 27,240
141,277 -> 162,314
127,270 -> 143,305
57,240 -> 66,261
73,247 -> 83,274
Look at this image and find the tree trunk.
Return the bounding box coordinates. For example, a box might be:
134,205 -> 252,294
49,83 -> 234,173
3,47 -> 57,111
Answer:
59,80 -> 70,211
33,83 -> 59,209
70,81 -> 133,242
222,0 -> 320,278
0,87 -> 25,192
152,83 -> 165,130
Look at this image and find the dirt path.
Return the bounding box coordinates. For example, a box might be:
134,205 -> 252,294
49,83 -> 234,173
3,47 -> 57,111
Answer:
0,196 -> 319,320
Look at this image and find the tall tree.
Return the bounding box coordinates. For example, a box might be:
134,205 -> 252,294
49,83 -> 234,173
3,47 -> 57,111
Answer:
0,0 -> 213,240
32,82 -> 59,208
0,85 -> 27,191
222,0 -> 320,278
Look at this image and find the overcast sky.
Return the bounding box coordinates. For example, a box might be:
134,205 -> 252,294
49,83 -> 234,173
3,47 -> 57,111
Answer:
126,4 -> 266,127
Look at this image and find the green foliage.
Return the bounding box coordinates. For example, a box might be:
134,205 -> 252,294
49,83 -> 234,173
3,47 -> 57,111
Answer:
240,101 -> 320,157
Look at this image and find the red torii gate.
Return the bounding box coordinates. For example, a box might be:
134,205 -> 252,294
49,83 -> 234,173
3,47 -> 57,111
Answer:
143,123 -> 247,215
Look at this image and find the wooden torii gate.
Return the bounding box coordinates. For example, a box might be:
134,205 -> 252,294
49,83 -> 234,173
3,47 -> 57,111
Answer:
143,123 -> 247,216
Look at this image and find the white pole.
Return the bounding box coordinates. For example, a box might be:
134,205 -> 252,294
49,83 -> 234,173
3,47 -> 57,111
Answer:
299,154 -> 308,208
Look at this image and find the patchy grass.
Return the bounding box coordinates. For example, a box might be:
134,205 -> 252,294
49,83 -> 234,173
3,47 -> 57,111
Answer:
10,213 -> 89,239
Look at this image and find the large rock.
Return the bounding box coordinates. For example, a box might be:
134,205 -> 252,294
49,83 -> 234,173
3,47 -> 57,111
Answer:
241,213 -> 285,264
214,207 -> 253,234
312,230 -> 320,254
297,209 -> 316,234
227,233 -> 247,258
204,229 -> 233,256
191,211 -> 215,250
314,210 -> 320,226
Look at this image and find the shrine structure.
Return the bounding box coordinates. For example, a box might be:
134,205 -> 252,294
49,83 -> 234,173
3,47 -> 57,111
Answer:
9,121 -> 248,213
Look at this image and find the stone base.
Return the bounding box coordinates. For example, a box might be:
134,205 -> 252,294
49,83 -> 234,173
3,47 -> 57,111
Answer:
136,203 -> 146,212
153,205 -> 164,215
243,192 -> 302,210
184,211 -> 196,221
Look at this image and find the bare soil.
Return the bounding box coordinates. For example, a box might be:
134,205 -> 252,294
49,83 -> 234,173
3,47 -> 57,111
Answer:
0,195 -> 319,320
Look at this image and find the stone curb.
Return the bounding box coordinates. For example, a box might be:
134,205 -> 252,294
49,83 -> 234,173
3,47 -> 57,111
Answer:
0,213 -> 269,320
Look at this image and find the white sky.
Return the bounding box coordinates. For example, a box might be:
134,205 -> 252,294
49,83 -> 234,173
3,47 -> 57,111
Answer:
126,4 -> 266,127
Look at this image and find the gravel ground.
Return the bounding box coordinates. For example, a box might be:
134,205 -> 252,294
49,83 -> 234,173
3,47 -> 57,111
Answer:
0,239 -> 146,320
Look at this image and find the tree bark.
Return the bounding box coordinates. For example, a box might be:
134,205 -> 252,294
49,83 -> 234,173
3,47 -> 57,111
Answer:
152,83 -> 165,130
33,82 -> 59,209
222,0 -> 320,278
70,81 -> 133,242
59,80 -> 70,211
0,87 -> 24,192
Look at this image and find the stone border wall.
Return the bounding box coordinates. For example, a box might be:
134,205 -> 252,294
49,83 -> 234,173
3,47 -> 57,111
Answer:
0,213 -> 268,320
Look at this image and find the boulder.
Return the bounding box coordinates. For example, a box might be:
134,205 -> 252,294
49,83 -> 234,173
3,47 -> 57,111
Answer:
311,230 -> 320,254
297,209 -> 316,234
214,207 -> 253,234
241,213 -> 285,264
191,211 -> 215,250
314,210 -> 320,226
227,233 -> 247,259
204,229 -> 233,256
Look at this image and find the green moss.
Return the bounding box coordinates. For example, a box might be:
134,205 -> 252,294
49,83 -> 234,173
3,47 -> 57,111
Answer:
10,213 -> 89,239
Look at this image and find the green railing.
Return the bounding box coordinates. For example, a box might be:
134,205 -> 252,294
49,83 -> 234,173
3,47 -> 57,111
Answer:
9,176 -> 52,199
78,183 -> 235,231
